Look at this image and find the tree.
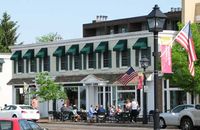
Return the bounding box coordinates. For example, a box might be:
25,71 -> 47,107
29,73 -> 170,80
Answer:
36,32 -> 62,43
165,22 -> 200,94
33,72 -> 67,102
0,12 -> 19,52
32,72 -> 67,111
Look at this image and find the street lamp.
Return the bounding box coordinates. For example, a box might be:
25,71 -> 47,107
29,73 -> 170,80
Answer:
147,5 -> 167,130
140,56 -> 149,124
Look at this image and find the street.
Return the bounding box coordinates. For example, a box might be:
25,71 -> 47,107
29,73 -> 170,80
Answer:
39,123 -> 180,130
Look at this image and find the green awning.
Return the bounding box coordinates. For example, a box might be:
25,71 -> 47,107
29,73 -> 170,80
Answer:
53,46 -> 65,57
0,58 -> 4,64
66,45 -> 79,55
23,49 -> 34,59
10,50 -> 22,61
113,39 -> 127,51
95,41 -> 108,53
132,37 -> 148,49
36,48 -> 47,58
80,43 -> 93,54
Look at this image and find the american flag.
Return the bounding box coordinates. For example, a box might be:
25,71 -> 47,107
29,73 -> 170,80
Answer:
118,67 -> 138,86
175,22 -> 197,76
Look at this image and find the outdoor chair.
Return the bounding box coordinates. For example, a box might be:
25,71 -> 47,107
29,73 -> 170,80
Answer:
148,110 -> 154,122
97,112 -> 106,123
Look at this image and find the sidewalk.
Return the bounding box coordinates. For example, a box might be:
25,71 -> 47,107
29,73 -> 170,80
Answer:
38,118 -> 154,128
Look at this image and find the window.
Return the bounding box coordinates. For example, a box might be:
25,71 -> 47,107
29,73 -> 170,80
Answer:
0,121 -> 12,130
43,56 -> 50,72
30,58 -> 37,72
141,47 -> 151,66
88,53 -> 95,69
0,63 -> 3,72
135,47 -> 151,66
74,55 -> 79,70
0,58 -> 4,72
103,52 -> 109,68
61,55 -> 67,70
116,49 -> 130,67
18,59 -> 24,73
121,51 -> 128,66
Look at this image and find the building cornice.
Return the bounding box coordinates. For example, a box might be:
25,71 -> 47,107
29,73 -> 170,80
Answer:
10,30 -> 177,51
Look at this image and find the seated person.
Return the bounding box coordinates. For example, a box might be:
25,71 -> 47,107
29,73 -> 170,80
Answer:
97,105 -> 106,114
72,105 -> 81,122
109,105 -> 115,117
88,105 -> 95,122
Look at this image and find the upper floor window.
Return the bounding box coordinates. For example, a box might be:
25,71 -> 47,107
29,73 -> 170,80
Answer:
30,57 -> 37,72
53,46 -> 67,71
132,37 -> 150,67
88,53 -> 95,69
0,58 -> 5,72
74,55 -> 79,70
80,43 -> 95,69
43,56 -> 50,71
61,55 -> 67,70
113,39 -> 130,68
36,48 -> 50,72
10,50 -> 22,74
18,59 -> 24,73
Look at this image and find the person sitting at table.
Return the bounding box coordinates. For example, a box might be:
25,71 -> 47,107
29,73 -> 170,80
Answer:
72,105 -> 81,122
115,105 -> 122,122
88,105 -> 95,122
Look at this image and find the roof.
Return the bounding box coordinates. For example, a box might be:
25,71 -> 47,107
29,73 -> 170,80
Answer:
7,73 -> 123,85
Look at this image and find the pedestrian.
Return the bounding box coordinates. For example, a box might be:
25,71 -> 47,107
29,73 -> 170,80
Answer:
31,96 -> 38,109
130,99 -> 139,123
125,99 -> 132,112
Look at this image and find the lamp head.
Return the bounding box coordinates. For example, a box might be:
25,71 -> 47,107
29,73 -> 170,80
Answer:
147,4 -> 167,32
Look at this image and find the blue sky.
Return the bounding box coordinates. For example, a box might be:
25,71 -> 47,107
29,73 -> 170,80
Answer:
0,0 -> 181,44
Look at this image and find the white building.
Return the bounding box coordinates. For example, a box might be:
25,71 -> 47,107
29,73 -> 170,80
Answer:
8,30 -> 188,117
0,53 -> 13,109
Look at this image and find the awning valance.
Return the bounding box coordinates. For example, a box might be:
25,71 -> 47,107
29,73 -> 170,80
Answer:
66,45 -> 79,55
36,48 -> 47,58
23,49 -> 34,59
80,43 -> 93,54
113,39 -> 127,51
10,50 -> 22,61
95,41 -> 108,53
53,46 -> 65,57
132,37 -> 148,49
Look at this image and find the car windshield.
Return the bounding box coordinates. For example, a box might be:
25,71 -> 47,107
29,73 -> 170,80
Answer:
172,105 -> 194,113
20,106 -> 34,110
0,120 -> 12,130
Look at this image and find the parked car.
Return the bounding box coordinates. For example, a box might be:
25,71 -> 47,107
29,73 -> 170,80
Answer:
179,104 -> 200,130
159,104 -> 195,129
0,118 -> 48,130
0,104 -> 40,121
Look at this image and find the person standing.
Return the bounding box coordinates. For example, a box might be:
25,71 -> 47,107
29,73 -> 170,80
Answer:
31,96 -> 38,109
130,99 -> 139,122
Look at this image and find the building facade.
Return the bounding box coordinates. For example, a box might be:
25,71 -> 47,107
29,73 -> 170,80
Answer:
8,30 -> 189,117
0,53 -> 13,109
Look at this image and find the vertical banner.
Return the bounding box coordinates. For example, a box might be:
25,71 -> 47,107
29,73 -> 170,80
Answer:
160,37 -> 173,74
137,73 -> 144,90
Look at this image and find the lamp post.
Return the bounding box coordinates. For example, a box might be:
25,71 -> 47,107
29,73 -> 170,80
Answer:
140,56 -> 149,124
147,5 -> 167,130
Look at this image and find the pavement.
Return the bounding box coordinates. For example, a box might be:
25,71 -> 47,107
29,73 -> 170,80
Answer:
38,118 -> 156,128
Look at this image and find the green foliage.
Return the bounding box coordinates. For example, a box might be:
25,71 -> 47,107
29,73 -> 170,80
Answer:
0,12 -> 19,52
33,72 -> 67,102
36,32 -> 62,43
165,22 -> 200,94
